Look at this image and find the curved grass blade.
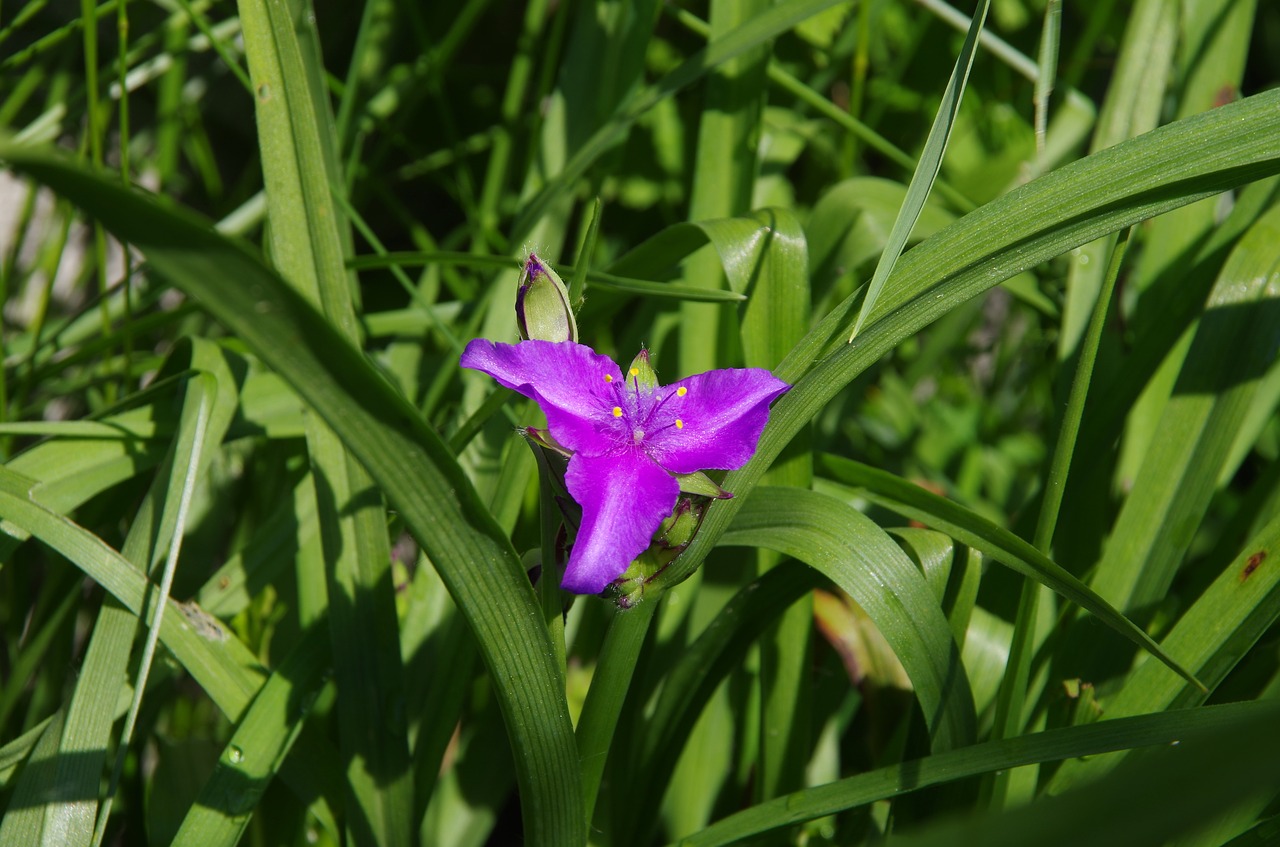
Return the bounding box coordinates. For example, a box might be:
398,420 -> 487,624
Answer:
86,376 -> 214,847
662,87 -> 1280,612
873,701 -> 1280,847
0,144 -> 586,847
846,0 -> 989,341
724,487 -> 977,751
816,454 -> 1203,690
672,700 -> 1279,847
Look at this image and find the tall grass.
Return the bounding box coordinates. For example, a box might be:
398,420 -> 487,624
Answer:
1,1 -> 1279,845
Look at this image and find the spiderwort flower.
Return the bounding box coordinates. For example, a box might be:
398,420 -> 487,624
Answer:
460,340 -> 789,594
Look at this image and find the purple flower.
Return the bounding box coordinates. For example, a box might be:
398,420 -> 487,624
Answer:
460,339 -> 789,594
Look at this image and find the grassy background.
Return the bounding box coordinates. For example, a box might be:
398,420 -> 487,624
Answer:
2,1 -> 1280,845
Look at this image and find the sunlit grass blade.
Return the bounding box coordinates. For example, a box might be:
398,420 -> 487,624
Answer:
846,0 -> 989,341
1033,0 -> 1061,155
170,626 -> 329,847
576,602 -> 657,828
0,464 -> 269,713
733,208 -> 813,801
663,87 -> 1280,595
881,701 -> 1280,847
0,708 -> 67,844
511,0 -> 844,242
94,380 -> 210,847
616,562 -> 821,847
0,144 -> 586,847
985,228 -> 1131,808
1088,205 -> 1280,613
237,0 -> 412,838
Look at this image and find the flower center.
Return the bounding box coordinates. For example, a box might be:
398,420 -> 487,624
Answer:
601,369 -> 692,448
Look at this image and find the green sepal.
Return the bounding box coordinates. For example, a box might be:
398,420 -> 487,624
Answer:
675,470 -> 733,499
624,348 -> 660,391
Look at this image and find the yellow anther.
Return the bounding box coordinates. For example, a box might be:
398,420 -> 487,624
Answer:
676,387 -> 687,397
604,374 -> 613,383
612,406 -> 623,418
675,419 -> 684,429
630,367 -> 640,376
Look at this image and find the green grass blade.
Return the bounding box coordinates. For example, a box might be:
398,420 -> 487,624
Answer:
90,376 -> 211,847
2,339 -> 241,845
673,700 -> 1278,847
724,487 -> 977,751
881,701 -> 1280,847
237,0 -> 412,838
662,87 -> 1280,596
0,145 -> 586,847
1051,507 -> 1280,793
0,718 -> 56,790
576,602 -> 658,828
1033,0 -> 1061,155
0,708 -> 67,844
677,0 -> 771,376
1088,204 -> 1280,612
984,226 -> 1132,809
0,465 -> 269,716
734,208 -> 813,800
846,0 -> 989,341
621,562 -> 822,847
816,454 -> 1203,690
511,0 -> 844,243
169,626 -> 330,847
1059,0 -> 1174,358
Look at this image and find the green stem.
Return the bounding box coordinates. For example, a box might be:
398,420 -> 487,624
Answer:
986,227 -> 1132,809
532,445 -> 568,680
576,601 -> 657,829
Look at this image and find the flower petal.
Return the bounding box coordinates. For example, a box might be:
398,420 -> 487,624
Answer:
645,368 -> 789,473
561,450 -> 679,594
460,339 -> 625,453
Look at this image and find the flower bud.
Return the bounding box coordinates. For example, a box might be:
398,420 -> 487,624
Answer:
624,348 -> 659,391
608,497 -> 706,608
515,253 -> 578,343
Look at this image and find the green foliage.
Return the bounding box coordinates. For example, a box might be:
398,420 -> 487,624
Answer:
1,1 -> 1279,846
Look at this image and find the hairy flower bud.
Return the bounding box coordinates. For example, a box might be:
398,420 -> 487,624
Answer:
608,497 -> 706,608
515,253 -> 578,343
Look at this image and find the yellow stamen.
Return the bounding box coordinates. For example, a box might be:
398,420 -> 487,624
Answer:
675,419 -> 684,429
676,387 -> 687,397
604,374 -> 613,383
612,407 -> 623,418
630,367 -> 639,376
